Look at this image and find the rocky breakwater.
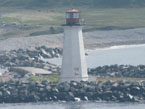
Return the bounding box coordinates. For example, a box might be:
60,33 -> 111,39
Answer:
0,46 -> 62,77
0,46 -> 62,67
88,64 -> 145,78
0,80 -> 145,103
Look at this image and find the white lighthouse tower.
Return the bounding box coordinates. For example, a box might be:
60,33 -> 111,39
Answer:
61,8 -> 88,82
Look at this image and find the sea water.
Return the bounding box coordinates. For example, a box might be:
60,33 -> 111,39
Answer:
46,44 -> 145,68
0,102 -> 145,109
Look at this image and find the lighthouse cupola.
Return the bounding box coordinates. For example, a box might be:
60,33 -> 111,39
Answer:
66,8 -> 80,25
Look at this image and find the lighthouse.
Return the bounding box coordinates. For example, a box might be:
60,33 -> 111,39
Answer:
61,8 -> 88,82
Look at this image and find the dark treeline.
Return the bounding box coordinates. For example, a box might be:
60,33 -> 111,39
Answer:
0,0 -> 145,8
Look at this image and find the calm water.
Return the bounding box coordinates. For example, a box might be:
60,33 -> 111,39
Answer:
47,44 -> 145,68
0,102 -> 145,109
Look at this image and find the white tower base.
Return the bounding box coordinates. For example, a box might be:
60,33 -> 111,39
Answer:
61,26 -> 88,82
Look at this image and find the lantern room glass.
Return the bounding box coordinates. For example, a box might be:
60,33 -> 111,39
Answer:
66,13 -> 80,19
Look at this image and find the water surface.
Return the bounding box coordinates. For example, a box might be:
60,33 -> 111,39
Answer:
0,102 -> 145,109
47,44 -> 145,68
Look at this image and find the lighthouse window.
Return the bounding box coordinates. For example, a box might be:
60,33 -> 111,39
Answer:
66,13 -> 73,18
74,13 -> 79,18
70,13 -> 74,18
66,13 -> 79,19
66,13 -> 70,19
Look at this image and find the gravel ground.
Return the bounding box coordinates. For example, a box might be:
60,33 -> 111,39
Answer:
0,28 -> 145,51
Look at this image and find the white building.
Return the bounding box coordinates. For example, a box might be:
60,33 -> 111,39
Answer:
61,9 -> 88,82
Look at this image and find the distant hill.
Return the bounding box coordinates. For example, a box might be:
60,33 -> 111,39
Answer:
0,0 -> 145,8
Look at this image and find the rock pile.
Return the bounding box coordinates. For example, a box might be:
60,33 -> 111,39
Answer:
0,80 -> 145,103
0,46 -> 62,75
88,64 -> 145,78
0,46 -> 62,67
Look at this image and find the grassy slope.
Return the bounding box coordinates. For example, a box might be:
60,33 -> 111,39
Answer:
0,1 -> 145,39
0,0 -> 145,27
81,8 -> 145,27
1,7 -> 145,40
0,0 -> 145,8
1,7 -> 145,27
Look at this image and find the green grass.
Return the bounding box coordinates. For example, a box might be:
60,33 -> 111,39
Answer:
1,7 -> 145,27
28,74 -> 60,82
28,75 -> 145,83
1,7 -> 145,39
0,17 -> 18,22
81,8 -> 145,27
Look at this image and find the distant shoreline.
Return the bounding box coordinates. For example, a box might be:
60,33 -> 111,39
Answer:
0,28 -> 145,51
